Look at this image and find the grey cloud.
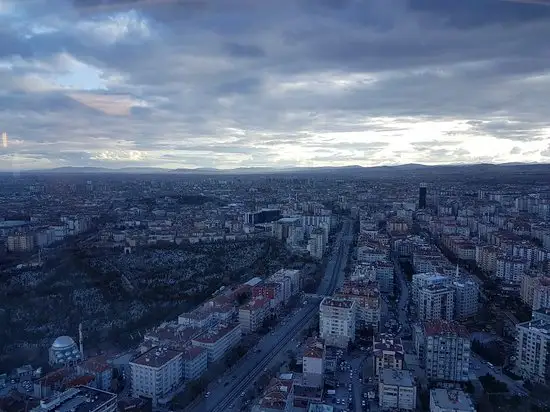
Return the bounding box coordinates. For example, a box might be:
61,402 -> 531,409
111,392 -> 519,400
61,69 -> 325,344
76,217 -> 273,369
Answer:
223,43 -> 265,58
1,0 -> 550,167
510,146 -> 522,155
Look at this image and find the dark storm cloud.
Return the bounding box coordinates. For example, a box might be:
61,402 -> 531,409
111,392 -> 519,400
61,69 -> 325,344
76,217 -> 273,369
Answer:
408,0 -> 550,28
223,43 -> 265,58
1,0 -> 550,168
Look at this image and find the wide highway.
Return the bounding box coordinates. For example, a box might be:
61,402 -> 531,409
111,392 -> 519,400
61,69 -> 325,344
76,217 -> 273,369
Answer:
188,220 -> 353,412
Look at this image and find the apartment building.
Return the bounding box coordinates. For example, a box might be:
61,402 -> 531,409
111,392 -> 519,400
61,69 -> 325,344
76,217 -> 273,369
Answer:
319,297 -> 357,349
373,334 -> 404,376
373,260 -> 395,293
429,389 -> 475,412
418,285 -> 454,321
496,255 -> 527,283
516,318 -> 550,384
270,269 -> 301,294
302,338 -> 325,388
191,322 -> 241,363
452,280 -> 479,320
7,232 -> 35,252
416,321 -> 470,383
475,245 -> 499,273
182,347 -> 207,381
307,228 -> 325,259
335,280 -> 381,332
130,347 -> 183,406
412,273 -> 451,305
520,271 -> 550,311
378,369 -> 417,411
239,296 -> 270,333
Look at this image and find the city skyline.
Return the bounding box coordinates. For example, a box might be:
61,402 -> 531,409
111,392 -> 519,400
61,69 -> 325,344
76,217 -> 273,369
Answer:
1,0 -> 550,169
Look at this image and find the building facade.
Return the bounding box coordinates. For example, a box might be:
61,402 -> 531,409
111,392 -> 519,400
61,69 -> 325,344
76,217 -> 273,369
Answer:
319,297 -> 357,349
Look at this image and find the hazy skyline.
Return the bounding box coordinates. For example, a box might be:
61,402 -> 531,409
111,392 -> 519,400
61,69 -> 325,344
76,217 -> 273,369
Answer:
1,0 -> 550,170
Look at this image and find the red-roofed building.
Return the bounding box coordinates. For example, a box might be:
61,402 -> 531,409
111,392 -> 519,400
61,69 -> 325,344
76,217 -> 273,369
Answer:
415,321 -> 470,383
239,296 -> 270,333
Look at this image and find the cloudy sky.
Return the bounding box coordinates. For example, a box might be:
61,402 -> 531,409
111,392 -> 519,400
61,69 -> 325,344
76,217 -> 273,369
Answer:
1,0 -> 550,170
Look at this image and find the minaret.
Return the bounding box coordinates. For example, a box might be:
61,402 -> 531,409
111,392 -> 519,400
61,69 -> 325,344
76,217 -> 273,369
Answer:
455,263 -> 459,279
79,323 -> 84,359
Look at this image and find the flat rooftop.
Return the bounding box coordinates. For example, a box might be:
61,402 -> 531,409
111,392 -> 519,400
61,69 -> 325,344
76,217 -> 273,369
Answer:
192,322 -> 240,344
380,368 -> 415,387
423,320 -> 469,338
320,297 -> 354,309
518,319 -> 550,336
131,347 -> 182,368
31,386 -> 116,412
430,388 -> 474,411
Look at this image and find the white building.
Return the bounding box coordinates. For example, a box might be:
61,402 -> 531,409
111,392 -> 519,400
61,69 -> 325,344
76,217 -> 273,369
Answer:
418,285 -> 454,321
270,269 -> 301,295
319,297 -> 357,348
378,369 -> 417,411
373,334 -> 405,376
307,228 -> 325,259
302,338 -> 325,388
182,347 -> 208,381
429,388 -> 475,412
496,255 -> 527,283
452,280 -> 479,320
516,318 -> 550,384
239,297 -> 270,333
191,322 -> 241,363
130,347 -> 183,406
416,321 -> 470,383
412,273 -> 451,305
7,233 -> 35,252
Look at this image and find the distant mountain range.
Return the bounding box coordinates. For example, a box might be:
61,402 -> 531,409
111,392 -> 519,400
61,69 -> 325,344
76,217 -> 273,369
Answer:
11,162 -> 550,175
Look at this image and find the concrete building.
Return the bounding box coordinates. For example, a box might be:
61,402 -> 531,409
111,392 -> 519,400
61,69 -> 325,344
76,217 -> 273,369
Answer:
30,386 -> 117,412
270,269 -> 301,295
418,285 -> 454,321
452,280 -> 479,320
129,347 -> 183,406
516,318 -> 550,384
378,369 -> 417,411
521,272 -> 550,311
302,338 -> 325,388
7,232 -> 35,252
319,297 -> 357,349
429,388 -> 475,412
475,245 -> 499,274
411,273 -> 451,305
373,334 -> 404,377
416,321 -> 470,383
496,255 -> 527,283
307,228 -> 326,259
239,296 -> 270,333
335,280 -> 381,332
191,322 -> 241,363
182,347 -> 207,381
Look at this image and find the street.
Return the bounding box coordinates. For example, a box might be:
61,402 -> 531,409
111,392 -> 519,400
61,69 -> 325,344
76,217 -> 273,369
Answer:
188,220 -> 353,412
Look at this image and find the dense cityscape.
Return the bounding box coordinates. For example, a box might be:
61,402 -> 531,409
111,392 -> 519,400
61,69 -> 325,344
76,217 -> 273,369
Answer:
0,164 -> 550,412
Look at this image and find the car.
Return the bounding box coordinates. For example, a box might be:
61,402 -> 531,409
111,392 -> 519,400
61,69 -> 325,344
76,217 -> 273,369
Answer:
241,391 -> 245,397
